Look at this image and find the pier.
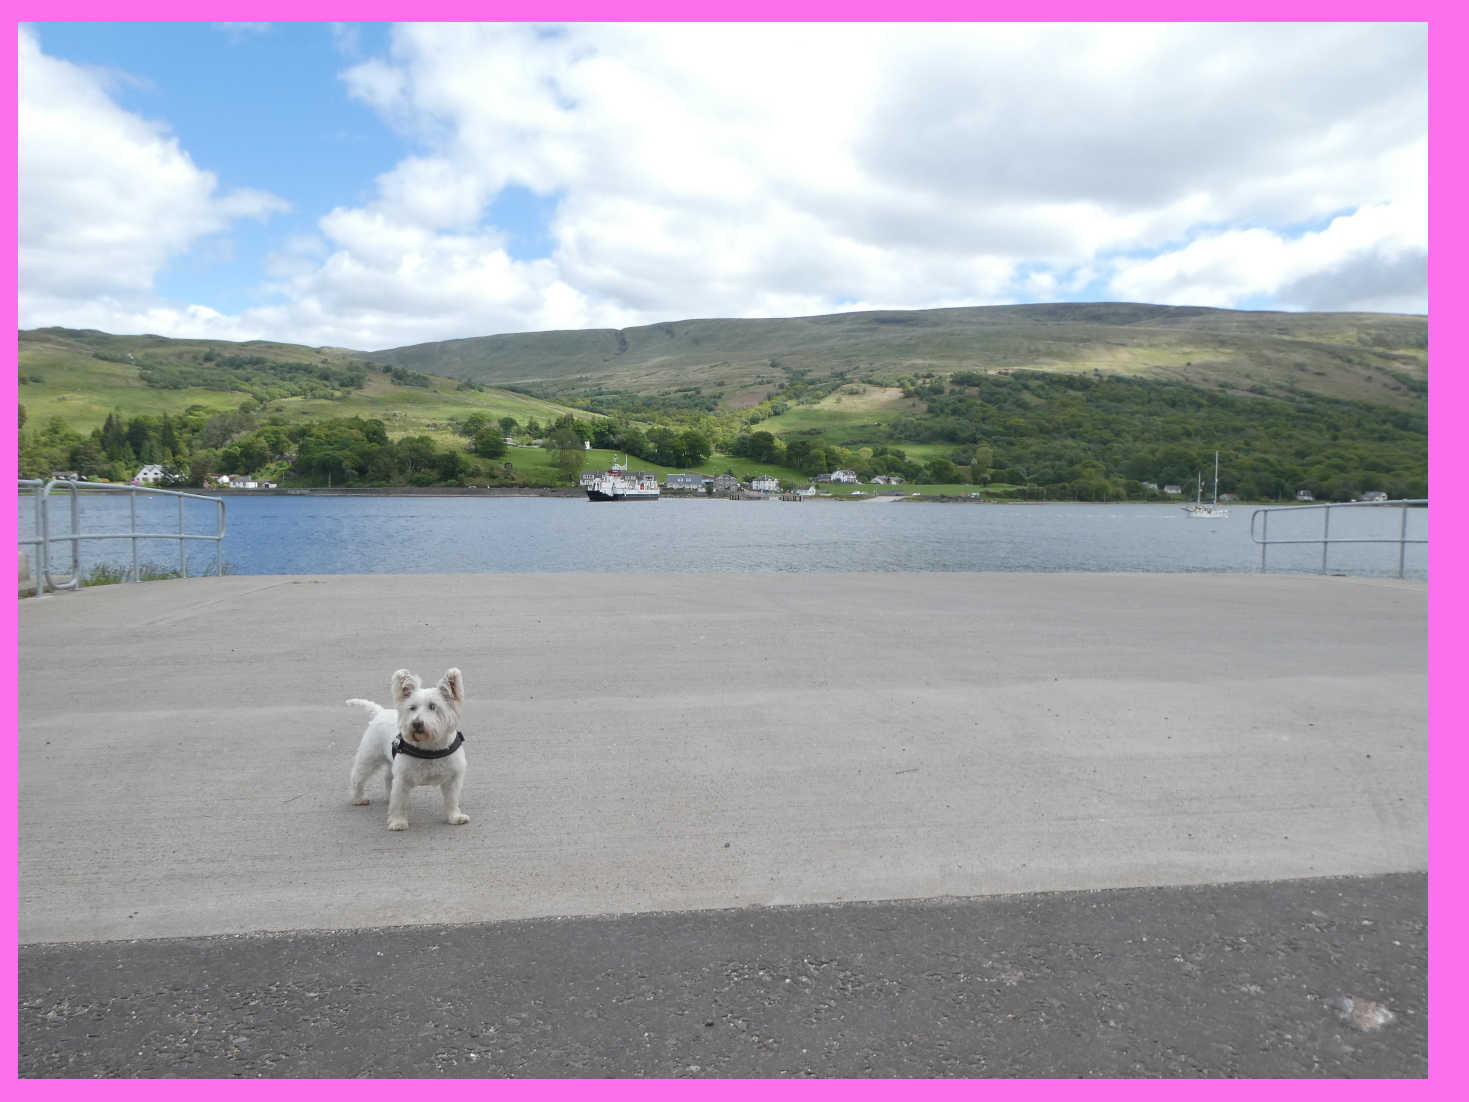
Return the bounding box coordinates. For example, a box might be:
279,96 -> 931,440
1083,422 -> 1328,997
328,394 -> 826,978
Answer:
19,572 -> 1427,1075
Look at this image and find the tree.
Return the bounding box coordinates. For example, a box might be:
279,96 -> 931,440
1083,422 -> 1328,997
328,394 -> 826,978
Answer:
458,412 -> 491,438
647,426 -> 679,466
435,448 -> 470,482
473,429 -> 507,459
67,440 -> 106,477
235,437 -> 270,472
188,452 -> 216,487
678,429 -> 711,467
100,412 -> 132,462
395,435 -> 440,475
925,458 -> 959,483
545,424 -> 584,484
126,416 -> 155,459
748,431 -> 781,463
160,413 -> 180,458
498,416 -> 518,435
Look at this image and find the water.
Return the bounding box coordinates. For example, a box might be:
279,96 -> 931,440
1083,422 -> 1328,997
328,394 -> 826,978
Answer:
18,492 -> 1428,579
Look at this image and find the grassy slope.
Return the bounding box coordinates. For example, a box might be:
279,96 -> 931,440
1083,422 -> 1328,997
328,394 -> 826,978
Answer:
17,328 -> 594,445
364,302 -> 1428,412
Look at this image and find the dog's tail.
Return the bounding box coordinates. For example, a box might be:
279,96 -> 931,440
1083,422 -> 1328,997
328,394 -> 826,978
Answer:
345,697 -> 387,717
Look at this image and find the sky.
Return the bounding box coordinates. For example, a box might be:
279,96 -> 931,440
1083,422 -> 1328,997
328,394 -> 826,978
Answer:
16,21 -> 1428,353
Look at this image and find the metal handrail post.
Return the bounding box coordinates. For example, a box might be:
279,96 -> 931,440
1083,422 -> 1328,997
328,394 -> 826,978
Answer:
1260,510 -> 1269,573
216,499 -> 226,576
1399,502 -> 1408,580
20,479 -> 47,597
130,491 -> 139,582
1321,504 -> 1330,574
69,482 -> 82,584
178,493 -> 187,578
40,480 -> 81,592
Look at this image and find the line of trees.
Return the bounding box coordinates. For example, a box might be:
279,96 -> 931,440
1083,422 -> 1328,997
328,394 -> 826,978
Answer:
17,403 -> 526,489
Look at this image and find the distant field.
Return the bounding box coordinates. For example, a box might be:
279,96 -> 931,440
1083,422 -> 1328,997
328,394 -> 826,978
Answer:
760,384 -> 922,440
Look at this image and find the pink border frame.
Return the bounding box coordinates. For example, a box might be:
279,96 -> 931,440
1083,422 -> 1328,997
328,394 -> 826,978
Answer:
3,9 -> 1453,1090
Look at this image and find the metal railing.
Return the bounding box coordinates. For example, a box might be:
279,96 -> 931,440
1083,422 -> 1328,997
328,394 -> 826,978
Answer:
1249,499 -> 1426,578
19,479 -> 227,597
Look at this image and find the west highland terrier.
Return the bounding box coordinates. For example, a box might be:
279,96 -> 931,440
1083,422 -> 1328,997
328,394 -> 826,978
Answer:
348,668 -> 469,831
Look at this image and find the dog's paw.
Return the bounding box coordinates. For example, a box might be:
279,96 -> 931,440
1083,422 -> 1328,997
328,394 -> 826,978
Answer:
387,819 -> 409,831
448,812 -> 470,825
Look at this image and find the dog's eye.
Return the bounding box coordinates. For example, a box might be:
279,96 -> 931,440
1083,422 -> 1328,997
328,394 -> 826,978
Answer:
427,702 -> 437,711
409,704 -> 417,711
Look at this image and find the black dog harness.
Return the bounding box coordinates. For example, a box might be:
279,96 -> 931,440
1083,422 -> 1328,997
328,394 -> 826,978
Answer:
391,731 -> 466,760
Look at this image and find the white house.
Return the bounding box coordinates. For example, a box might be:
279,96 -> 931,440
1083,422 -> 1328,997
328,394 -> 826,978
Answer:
1296,489 -> 1316,502
749,475 -> 780,493
1163,484 -> 1183,495
133,464 -> 167,485
828,469 -> 860,484
665,473 -> 705,491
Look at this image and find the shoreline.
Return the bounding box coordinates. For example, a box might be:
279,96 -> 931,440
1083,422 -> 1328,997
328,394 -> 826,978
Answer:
25,483 -> 1343,506
203,486 -> 1317,506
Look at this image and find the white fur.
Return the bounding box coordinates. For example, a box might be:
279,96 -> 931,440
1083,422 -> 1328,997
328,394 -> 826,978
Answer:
347,667 -> 469,831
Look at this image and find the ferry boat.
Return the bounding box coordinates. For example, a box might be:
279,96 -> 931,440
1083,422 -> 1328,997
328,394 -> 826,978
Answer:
586,459 -> 660,501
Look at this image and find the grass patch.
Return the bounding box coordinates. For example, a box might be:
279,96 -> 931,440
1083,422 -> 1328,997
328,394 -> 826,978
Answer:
81,560 -> 184,586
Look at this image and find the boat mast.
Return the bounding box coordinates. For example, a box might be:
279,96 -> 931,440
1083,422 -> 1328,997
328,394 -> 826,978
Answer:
1212,451 -> 1220,506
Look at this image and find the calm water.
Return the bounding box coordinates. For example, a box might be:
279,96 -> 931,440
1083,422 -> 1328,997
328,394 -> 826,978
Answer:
19,492 -> 1428,579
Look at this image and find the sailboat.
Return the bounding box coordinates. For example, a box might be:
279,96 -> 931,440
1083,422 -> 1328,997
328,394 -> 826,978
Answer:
1182,452 -> 1230,519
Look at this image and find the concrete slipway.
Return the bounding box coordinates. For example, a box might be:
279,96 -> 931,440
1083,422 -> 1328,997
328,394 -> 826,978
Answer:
17,572 -> 1428,1076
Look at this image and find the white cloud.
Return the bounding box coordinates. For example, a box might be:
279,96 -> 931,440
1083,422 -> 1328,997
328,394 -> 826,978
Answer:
17,22 -> 1427,349
309,21 -> 1426,346
1110,189 -> 1427,312
17,26 -> 289,324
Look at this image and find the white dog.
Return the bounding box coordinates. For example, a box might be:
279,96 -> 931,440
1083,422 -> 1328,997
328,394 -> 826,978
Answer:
348,668 -> 469,831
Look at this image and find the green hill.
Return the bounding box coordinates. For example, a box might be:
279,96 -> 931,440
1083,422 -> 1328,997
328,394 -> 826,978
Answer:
17,327 -> 593,445
362,302 -> 1428,413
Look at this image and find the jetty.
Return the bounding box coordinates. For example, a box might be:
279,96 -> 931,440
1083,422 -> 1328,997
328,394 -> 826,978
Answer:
18,572 -> 1427,1075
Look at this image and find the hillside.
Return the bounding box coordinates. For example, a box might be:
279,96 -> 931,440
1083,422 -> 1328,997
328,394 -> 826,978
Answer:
362,302 -> 1428,413
16,303 -> 1429,500
17,327 -> 592,444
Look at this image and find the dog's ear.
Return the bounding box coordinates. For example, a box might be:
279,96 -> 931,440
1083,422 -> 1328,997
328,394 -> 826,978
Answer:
392,670 -> 421,702
439,668 -> 464,705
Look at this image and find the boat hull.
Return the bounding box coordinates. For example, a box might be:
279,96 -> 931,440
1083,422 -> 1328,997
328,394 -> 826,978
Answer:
586,489 -> 659,501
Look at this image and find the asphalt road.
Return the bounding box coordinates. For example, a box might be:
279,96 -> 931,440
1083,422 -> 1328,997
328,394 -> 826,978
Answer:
17,572 -> 1427,1076
20,873 -> 1426,1077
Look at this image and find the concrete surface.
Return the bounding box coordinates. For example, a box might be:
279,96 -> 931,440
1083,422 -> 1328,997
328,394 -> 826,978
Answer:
20,873 -> 1426,1077
18,572 -> 1426,946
